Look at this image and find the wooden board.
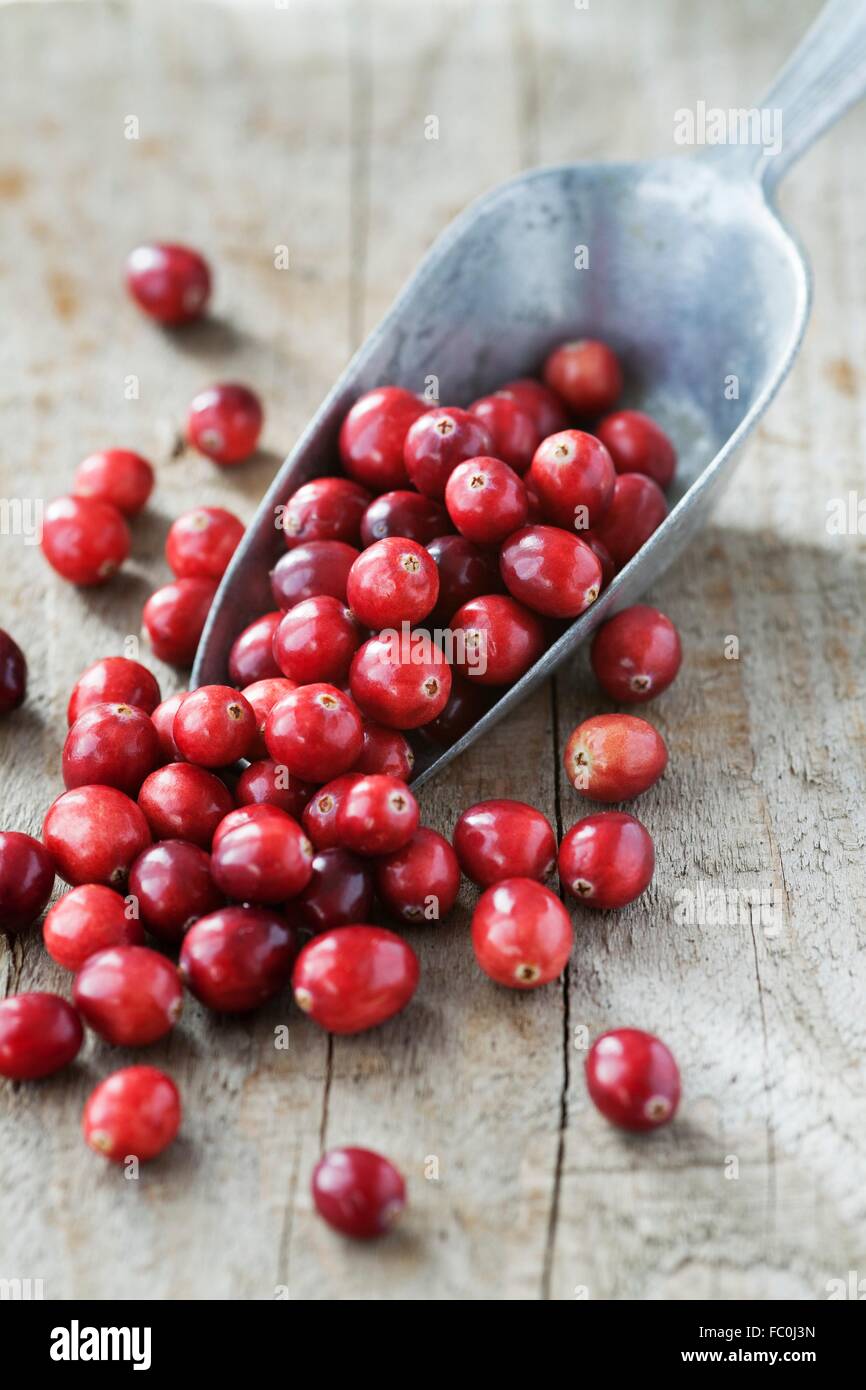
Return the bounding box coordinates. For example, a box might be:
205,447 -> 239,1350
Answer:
1,0 -> 864,1300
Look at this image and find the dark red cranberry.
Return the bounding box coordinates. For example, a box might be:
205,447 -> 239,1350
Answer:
0,993 -> 83,1080
582,531 -> 617,588
469,394 -> 540,473
126,242 -> 211,324
0,831 -> 55,933
347,538 -> 439,629
301,775 -> 366,850
0,629 -> 27,714
353,723 -> 414,780
73,450 -> 154,516
67,656 -> 161,726
272,596 -> 362,685
543,339 -> 623,418
559,811 -> 654,909
83,1065 -> 181,1162
422,676 -> 490,746
349,633 -> 452,729
138,762 -> 234,847
62,701 -> 160,795
338,387 -> 425,491
211,809 -> 313,903
454,800 -> 556,887
295,847 -> 375,933
187,383 -> 263,465
472,878 -> 573,988
227,611 -> 282,686
240,677 -> 297,758
586,1028 -> 680,1130
563,714 -> 668,802
42,495 -> 130,586
166,506 -> 245,581
312,1147 -> 406,1238
499,525 -> 602,619
375,827 -> 460,923
282,477 -> 371,550
590,473 -> 668,568
128,840 -> 224,944
43,884 -> 144,970
151,691 -> 186,761
497,378 -> 569,437
270,540 -> 359,609
173,685 -> 256,767
426,534 -> 503,625
404,406 -> 493,498
236,760 -> 315,818
597,409 -> 677,490
445,457 -> 528,545
293,925 -> 419,1033
450,594 -> 545,686
265,684 -> 363,783
43,786 -> 151,887
528,430 -> 616,531
143,577 -> 217,666
360,490 -> 452,547
179,906 -> 298,1012
590,605 -> 682,703
73,945 -> 183,1045
335,774 -> 419,855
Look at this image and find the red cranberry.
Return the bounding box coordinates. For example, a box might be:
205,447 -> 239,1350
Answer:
143,577 -> 217,666
62,701 -> 160,795
353,723 -> 414,780
445,457 -> 528,545
350,630 -> 451,732
138,762 -> 234,847
84,1065 -> 181,1162
335,774 -> 419,855
73,944 -> 183,1045
597,409 -> 676,490
586,1028 -> 680,1130
0,993 -> 83,1080
126,242 -> 211,324
212,803 -> 289,851
0,831 -> 55,933
67,656 -> 161,726
265,684 -> 363,782
375,827 -> 460,923
43,786 -> 151,887
591,605 -> 682,703
129,840 -> 223,944
426,534 -> 503,625
497,378 -> 569,437
211,809 -> 313,903
582,531 -> 617,587
591,473 -> 668,568
43,884 -> 143,970
228,610 -> 282,684
42,495 -> 130,586
450,594 -> 545,686
166,506 -> 244,581
564,713 -> 668,802
312,1147 -> 406,1239
528,430 -> 616,531
524,479 -> 545,523
273,596 -> 362,685
0,629 -> 26,714
469,394 -> 540,473
173,685 -> 256,767
151,690 -> 186,761
301,775 -> 365,850
422,675 -> 490,746
499,525 -> 602,619
282,477 -> 371,550
404,406 -> 493,498
559,811 -> 654,909
73,450 -> 155,516
270,539 -> 359,609
472,878 -> 572,989
360,490 -> 452,547
187,382 -> 263,465
296,847 -> 374,933
180,906 -> 298,1012
339,387 -> 425,491
241,677 -> 297,758
543,339 -> 623,418
293,925 -> 419,1033
454,800 -> 556,887
236,760 -> 314,818
347,538 -> 440,629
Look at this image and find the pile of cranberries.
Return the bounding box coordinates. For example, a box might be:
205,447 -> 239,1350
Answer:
3,240 -> 691,1239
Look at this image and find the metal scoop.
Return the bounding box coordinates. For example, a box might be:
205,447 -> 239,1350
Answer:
193,0 -> 866,787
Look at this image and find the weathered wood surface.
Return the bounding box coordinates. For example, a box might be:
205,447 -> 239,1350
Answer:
1,0 -> 864,1300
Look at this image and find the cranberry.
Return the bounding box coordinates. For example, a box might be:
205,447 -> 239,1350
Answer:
43,785 -> 151,887
591,473 -> 668,568
241,677 -> 297,757
353,723 -> 414,780
586,1028 -> 680,1130
469,394 -> 540,473
404,406 -> 493,498
426,534 -> 503,625
227,610 -> 283,684
62,701 -> 160,795
312,1147 -> 406,1239
528,430 -> 616,531
499,525 -> 602,619
296,847 -> 374,933
270,539 -> 359,609
562,813 -> 654,910
173,685 -> 256,767
335,774 -> 419,855
138,762 -> 234,847
151,690 -> 186,761
0,831 -> 55,933
265,683 -> 363,782
42,495 -> 130,586
166,505 -> 245,581
187,382 -> 263,465
422,675 -> 490,746
524,479 -> 546,523
338,386 -> 425,491
143,577 -> 217,666
211,809 -> 313,903
73,449 -> 154,516
180,906 -> 298,1012
73,945 -> 183,1045
472,878 -> 572,989
67,656 -> 161,726
445,457 -> 528,545
282,477 -> 371,550
301,775 -> 365,850
450,594 -> 545,686
43,883 -> 144,970
454,800 -> 556,887
273,596 -> 362,685
543,339 -> 623,418
497,378 -> 569,437
597,409 -> 676,490
84,1065 -> 181,1162
126,242 -> 211,324
591,605 -> 682,703
564,713 -> 668,802
0,629 -> 26,714
0,993 -> 83,1080
236,759 -> 314,818
129,840 -> 223,944
212,802 -> 289,851
582,531 -> 617,587
360,490 -> 452,547
347,538 -> 439,629
293,925 -> 419,1033
375,827 -> 460,923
